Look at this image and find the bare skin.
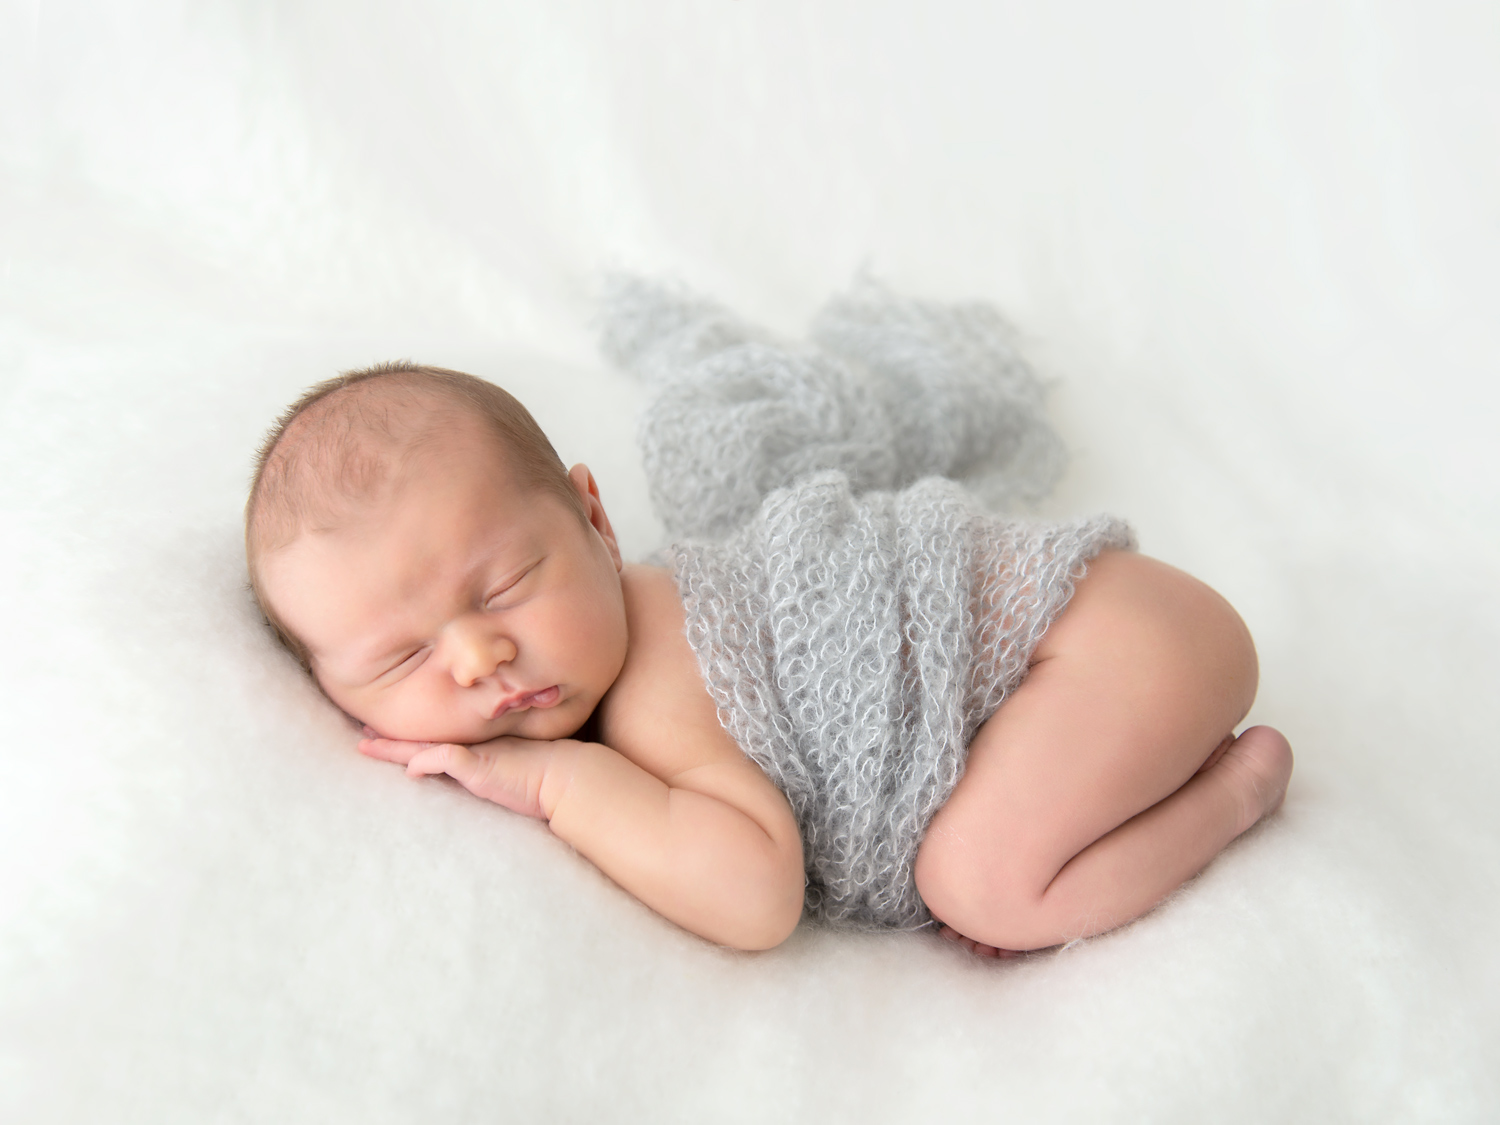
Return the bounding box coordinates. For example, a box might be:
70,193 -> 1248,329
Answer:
256,392 -> 1292,955
259,426 -> 805,951
350,543 -> 1292,957
360,562 -> 807,950
914,552 -> 1294,956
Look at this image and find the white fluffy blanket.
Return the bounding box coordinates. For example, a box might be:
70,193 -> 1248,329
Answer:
2,2 -> 1497,1121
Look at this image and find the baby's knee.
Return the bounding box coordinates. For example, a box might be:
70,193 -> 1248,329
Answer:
914,829 -> 1049,950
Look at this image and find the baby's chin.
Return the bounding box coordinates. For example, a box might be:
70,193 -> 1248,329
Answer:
497,706 -> 594,744
377,707 -> 588,747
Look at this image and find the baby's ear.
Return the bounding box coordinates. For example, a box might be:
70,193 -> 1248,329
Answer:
569,463 -> 623,570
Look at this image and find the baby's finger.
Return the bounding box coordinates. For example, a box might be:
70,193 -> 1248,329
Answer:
404,740 -> 546,818
405,742 -> 474,779
408,742 -> 509,798
358,736 -> 430,766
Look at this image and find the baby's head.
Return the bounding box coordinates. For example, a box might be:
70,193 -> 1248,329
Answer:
247,363 -> 628,745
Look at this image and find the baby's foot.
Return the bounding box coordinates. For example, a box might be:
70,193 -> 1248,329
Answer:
937,924 -> 1025,960
1212,725 -> 1294,835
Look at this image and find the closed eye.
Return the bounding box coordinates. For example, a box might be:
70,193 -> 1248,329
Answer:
484,562 -> 539,611
384,646 -> 431,680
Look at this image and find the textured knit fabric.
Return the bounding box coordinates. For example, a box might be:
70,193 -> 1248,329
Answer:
601,277 -> 1134,930
601,273 -> 1068,540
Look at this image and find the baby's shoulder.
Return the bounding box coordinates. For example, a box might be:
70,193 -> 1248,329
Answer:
613,564 -> 693,690
596,564 -> 746,781
618,562 -> 684,625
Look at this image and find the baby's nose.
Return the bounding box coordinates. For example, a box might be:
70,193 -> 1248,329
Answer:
447,618 -> 517,686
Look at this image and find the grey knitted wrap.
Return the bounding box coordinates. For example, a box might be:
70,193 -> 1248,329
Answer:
601,276 -> 1134,930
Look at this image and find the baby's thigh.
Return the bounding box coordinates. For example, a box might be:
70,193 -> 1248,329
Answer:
916,553 -> 1258,894
1024,550 -> 1260,752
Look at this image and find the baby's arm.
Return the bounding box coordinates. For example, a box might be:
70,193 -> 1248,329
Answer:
360,568 -> 806,952
361,733 -> 803,950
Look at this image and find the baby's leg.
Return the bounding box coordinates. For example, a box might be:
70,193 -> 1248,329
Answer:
914,552 -> 1292,954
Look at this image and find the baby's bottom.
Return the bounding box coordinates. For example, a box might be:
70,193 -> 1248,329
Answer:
913,551 -> 1293,956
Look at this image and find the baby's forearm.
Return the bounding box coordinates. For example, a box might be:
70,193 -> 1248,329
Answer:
362,730 -> 805,950
541,741 -> 804,950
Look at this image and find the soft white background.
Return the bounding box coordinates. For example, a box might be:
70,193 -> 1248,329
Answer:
2,1 -> 1497,1120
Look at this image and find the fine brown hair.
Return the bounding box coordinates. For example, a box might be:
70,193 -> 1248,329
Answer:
245,361 -> 582,670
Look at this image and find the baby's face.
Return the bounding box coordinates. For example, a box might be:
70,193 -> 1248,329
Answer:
258,432 -> 628,745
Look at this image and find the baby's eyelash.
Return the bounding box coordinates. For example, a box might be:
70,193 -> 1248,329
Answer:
389,647 -> 430,676
484,564 -> 538,609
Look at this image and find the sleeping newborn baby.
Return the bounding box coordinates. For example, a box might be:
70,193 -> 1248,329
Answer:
246,278 -> 1292,956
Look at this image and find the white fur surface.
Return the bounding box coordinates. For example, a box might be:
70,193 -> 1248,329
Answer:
2,1 -> 1496,1120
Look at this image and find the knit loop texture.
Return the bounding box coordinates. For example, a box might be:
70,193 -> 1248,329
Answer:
603,276 -> 1134,930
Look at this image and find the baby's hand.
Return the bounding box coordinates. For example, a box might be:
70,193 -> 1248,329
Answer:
357,729 -> 569,821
